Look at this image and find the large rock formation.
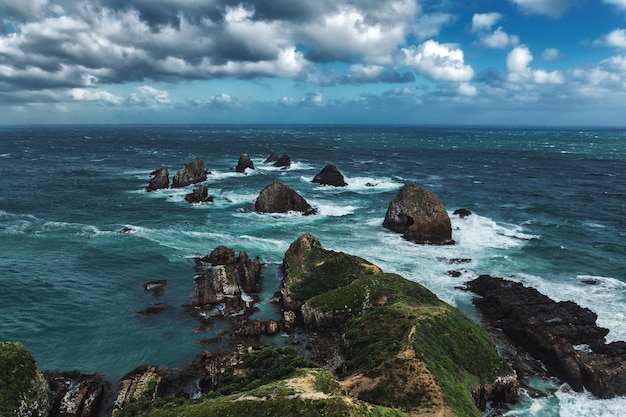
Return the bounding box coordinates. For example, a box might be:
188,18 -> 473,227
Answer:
235,153 -> 254,173
466,275 -> 626,398
279,234 -> 517,415
112,366 -> 162,417
383,183 -> 453,245
171,160 -> 208,188
145,166 -> 169,192
263,152 -> 279,163
312,164 -> 347,187
255,181 -> 316,215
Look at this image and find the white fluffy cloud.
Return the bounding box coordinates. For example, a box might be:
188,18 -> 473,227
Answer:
506,45 -> 564,84
595,29 -> 626,48
402,40 -> 474,82
510,0 -> 571,18
471,13 -> 502,32
477,27 -> 520,49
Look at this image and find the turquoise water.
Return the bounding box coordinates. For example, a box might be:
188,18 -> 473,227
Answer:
1,125 -> 625,415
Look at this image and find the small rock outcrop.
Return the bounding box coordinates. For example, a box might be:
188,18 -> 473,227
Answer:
46,371 -> 114,417
146,166 -> 169,192
466,275 -> 626,399
143,279 -> 168,297
383,183 -> 454,245
171,160 -> 208,188
185,186 -> 214,204
273,154 -> 291,169
453,208 -> 472,218
113,366 -> 162,417
235,153 -> 254,173
312,164 -> 347,187
192,247 -> 263,316
255,181 -> 316,215
264,152 -> 279,163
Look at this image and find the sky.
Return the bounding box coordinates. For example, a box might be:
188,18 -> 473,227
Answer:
2,0 -> 626,126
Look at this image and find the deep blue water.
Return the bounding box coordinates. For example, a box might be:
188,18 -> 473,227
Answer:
1,125 -> 625,416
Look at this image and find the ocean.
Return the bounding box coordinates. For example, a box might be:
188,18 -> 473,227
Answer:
1,125 -> 625,416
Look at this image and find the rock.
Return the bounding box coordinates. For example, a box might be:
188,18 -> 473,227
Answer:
137,304 -> 172,316
237,319 -> 281,336
185,186 -> 214,204
466,275 -> 626,398
208,246 -> 238,266
255,181 -> 316,215
146,166 -> 169,192
191,247 -> 263,317
192,265 -> 245,315
469,373 -> 519,411
382,183 -> 454,245
113,366 -> 162,417
273,154 -> 291,169
171,160 -> 208,188
312,164 -> 347,187
236,250 -> 262,294
143,279 -> 168,297
45,371 -> 114,417
236,153 -> 254,173
453,208 -> 472,218
264,152 -> 279,163
0,342 -> 51,417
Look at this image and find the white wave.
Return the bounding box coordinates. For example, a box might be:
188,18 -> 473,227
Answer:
302,174 -> 402,192
451,212 -> 537,250
0,153 -> 10,158
308,200 -> 358,217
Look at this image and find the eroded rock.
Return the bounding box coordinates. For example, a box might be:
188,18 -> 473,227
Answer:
255,181 -> 316,215
146,166 -> 169,192
172,160 -> 208,188
312,164 -> 347,187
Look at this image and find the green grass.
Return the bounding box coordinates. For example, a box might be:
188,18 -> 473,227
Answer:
0,342 -> 41,417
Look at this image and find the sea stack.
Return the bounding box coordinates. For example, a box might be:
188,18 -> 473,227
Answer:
383,183 -> 453,245
312,164 -> 347,187
255,181 -> 316,215
236,153 -> 254,173
171,159 -> 208,188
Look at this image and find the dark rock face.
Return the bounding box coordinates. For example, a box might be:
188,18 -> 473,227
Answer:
466,275 -> 626,398
171,160 -> 208,188
255,181 -> 316,215
273,154 -> 291,169
191,247 -> 263,316
113,366 -> 162,416
46,371 -> 114,417
146,166 -> 169,192
185,186 -> 214,204
383,183 -> 454,245
235,153 -> 254,173
264,152 -> 279,163
453,208 -> 472,218
312,164 -> 347,187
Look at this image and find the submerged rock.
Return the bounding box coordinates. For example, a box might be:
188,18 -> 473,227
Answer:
146,166 -> 169,192
312,164 -> 347,187
255,181 -> 316,215
143,279 -> 168,297
236,153 -> 254,173
466,275 -> 626,398
383,183 -> 454,245
172,160 -> 208,188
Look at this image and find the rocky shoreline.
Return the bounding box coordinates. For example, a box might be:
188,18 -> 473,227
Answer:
3,155 -> 625,417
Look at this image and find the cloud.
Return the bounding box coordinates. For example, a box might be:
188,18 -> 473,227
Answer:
476,27 -> 520,49
401,40 -> 474,82
594,29 -> 626,48
541,48 -> 564,60
510,0 -> 571,18
506,45 -> 564,84
604,0 -> 626,11
471,12 -> 502,32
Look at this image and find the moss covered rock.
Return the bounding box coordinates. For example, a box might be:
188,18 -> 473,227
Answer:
0,342 -> 51,417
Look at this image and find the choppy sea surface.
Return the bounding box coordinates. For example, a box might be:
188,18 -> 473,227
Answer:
1,125 -> 625,416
